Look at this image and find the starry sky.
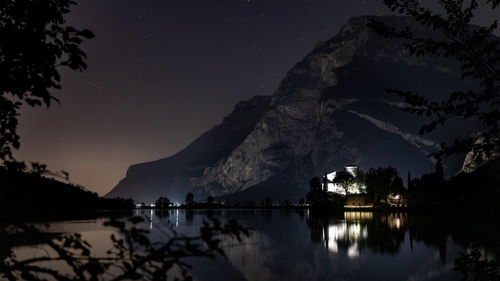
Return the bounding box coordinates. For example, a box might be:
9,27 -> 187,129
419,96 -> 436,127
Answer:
14,0 -> 498,195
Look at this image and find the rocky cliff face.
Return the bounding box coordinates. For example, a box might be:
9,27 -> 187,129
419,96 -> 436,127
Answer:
107,15 -> 478,203
105,95 -> 271,203
460,136 -> 500,173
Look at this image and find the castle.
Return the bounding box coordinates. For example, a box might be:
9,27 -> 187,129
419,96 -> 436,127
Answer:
316,165 -> 366,195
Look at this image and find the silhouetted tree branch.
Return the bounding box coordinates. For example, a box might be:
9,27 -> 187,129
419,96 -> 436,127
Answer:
454,245 -> 500,281
0,217 -> 250,281
331,171 -> 355,195
0,0 -> 94,171
369,0 -> 500,158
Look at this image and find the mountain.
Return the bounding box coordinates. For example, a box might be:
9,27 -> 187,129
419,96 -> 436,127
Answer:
106,95 -> 271,203
106,15 -> 478,204
460,136 -> 500,174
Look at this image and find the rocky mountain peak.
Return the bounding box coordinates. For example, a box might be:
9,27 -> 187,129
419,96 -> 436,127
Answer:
107,15 -> 477,203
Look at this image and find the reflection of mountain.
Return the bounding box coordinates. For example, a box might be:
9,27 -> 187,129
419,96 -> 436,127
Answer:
107,15 -> 479,203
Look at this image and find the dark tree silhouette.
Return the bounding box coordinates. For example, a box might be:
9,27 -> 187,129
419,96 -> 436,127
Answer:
185,192 -> 194,205
207,195 -> 214,204
454,246 -> 500,281
365,167 -> 404,203
0,0 -> 94,168
155,196 -> 172,209
309,177 -> 322,192
0,167 -> 134,213
353,170 -> 367,194
332,170 -> 355,195
298,197 -> 305,205
264,196 -> 273,207
0,3 -> 251,281
368,0 -> 500,159
306,177 -> 327,204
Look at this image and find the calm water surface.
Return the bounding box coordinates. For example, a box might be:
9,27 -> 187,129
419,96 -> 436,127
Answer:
25,209 -> 499,281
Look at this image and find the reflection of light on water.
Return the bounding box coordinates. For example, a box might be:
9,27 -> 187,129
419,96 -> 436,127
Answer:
327,223 -> 363,242
348,223 -> 361,239
150,209 -> 153,229
326,222 -> 365,256
327,223 -> 347,253
394,218 -> 401,229
328,241 -> 338,253
176,209 -> 179,227
329,223 -> 347,240
348,243 -> 359,257
387,214 -> 404,229
344,211 -> 373,221
323,212 -> 372,257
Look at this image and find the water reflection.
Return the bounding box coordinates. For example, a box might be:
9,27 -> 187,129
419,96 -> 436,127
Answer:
178,210 -> 470,280
130,209 -> 499,279
306,210 -> 500,274
308,211 -> 408,260
10,209 -> 499,281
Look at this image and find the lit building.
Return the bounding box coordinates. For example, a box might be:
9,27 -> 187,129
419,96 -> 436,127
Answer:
321,165 -> 366,195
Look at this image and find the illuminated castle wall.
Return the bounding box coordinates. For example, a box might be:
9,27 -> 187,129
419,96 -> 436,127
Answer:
322,165 -> 366,195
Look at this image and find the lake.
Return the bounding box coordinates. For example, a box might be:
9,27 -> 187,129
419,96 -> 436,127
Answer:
12,209 -> 500,281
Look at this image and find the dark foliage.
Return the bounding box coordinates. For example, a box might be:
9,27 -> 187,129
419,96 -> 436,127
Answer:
365,167 -> 405,203
298,197 -> 305,205
0,216 -> 250,281
331,170 -> 355,195
0,2 -> 253,281
369,0 -> 500,158
409,157 -> 500,211
408,160 -> 446,207
0,0 -> 93,167
454,246 -> 500,281
280,200 -> 290,207
309,177 -> 322,192
154,197 -> 173,209
185,193 -> 194,205
264,196 -> 273,207
306,177 -> 326,205
0,167 -> 134,215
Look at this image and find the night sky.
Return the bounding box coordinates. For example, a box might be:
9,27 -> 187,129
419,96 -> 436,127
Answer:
14,0 -> 498,195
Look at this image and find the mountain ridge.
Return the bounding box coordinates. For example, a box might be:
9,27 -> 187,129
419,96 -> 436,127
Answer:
107,15 -> 478,203
105,95 -> 271,203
